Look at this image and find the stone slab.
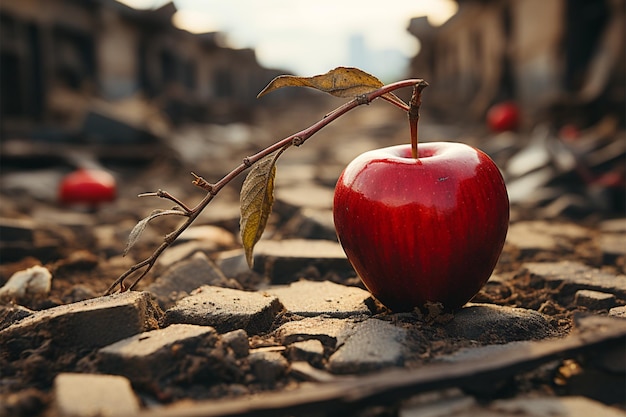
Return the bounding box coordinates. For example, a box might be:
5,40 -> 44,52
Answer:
98,323 -> 217,383
53,373 -> 140,417
163,285 -> 283,334
523,261 -> 626,298
506,221 -> 589,255
327,319 -> 408,374
266,280 -> 373,318
445,303 -> 557,342
147,251 -> 241,308
252,239 -> 355,283
274,316 -> 353,347
248,350 -> 289,384
574,289 -> 616,310
0,291 -> 161,355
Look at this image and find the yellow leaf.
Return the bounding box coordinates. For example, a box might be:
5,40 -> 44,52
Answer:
257,67 -> 406,107
239,151 -> 279,268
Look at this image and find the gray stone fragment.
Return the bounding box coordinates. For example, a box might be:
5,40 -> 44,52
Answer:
98,324 -> 217,383
288,339 -> 325,366
163,285 -> 283,334
0,304 -> 33,331
266,280 -> 373,318
600,233 -> 626,261
0,217 -> 35,242
506,221 -> 589,255
600,218 -> 626,233
0,291 -> 161,352
400,389 -> 476,417
147,251 -> 241,309
54,373 -> 140,417
609,306 -> 626,318
274,316 -> 353,347
488,395 -> 626,417
439,340 -> 534,363
248,350 -> 289,384
281,207 -> 337,240
445,304 -> 557,342
252,239 -> 355,283
327,319 -> 407,374
222,329 -> 249,358
214,249 -> 250,278
275,183 -> 335,211
524,261 -> 626,298
574,289 -> 616,310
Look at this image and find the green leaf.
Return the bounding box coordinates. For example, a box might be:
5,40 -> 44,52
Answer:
257,66 -> 406,107
239,150 -> 281,267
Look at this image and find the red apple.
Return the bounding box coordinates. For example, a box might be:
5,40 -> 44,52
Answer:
333,142 -> 509,312
58,168 -> 117,206
487,101 -> 519,132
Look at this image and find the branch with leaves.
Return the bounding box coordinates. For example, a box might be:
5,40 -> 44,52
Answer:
105,67 -> 427,295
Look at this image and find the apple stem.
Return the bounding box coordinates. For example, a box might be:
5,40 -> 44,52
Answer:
409,80 -> 429,159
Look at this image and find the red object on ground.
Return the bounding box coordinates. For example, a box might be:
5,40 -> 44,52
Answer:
58,168 -> 117,205
487,101 -> 520,132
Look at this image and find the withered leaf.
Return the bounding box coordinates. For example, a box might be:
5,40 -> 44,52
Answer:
240,150 -> 280,268
124,209 -> 186,256
257,66 -> 406,107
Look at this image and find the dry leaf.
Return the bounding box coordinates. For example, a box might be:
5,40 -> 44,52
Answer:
240,151 -> 280,267
124,209 -> 186,256
257,66 -> 406,107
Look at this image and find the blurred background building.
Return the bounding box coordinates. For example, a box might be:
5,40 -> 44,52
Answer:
0,0 -> 285,139
408,0 -> 625,129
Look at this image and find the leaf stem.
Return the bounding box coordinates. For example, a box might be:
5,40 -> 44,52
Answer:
105,78 -> 426,294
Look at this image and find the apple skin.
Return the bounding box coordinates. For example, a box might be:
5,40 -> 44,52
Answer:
487,101 -> 519,132
58,168 -> 117,206
333,142 -> 509,312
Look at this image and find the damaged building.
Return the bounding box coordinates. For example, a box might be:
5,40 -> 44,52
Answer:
407,0 -> 625,129
0,0 -> 286,140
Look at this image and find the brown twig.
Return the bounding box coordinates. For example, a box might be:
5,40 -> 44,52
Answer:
104,78 -> 425,295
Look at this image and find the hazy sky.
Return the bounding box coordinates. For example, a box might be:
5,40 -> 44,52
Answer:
118,0 -> 457,78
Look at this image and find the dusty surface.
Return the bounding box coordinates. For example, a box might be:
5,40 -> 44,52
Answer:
1,99 -> 625,416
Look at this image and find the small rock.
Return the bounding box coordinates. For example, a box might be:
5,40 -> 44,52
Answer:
445,304 -> 557,342
248,350 -> 289,384
214,249 -> 251,278
0,291 -> 161,354
53,373 -> 140,417
400,389 -> 475,417
147,252 -> 241,308
609,306 -> 626,318
574,289 -> 616,310
327,319 -> 407,374
98,324 -> 217,383
163,285 -> 283,334
275,183 -> 335,211
0,304 -> 33,331
600,218 -> 626,234
290,361 -> 337,382
288,339 -> 325,366
523,261 -> 626,298
280,208 -> 337,240
600,233 -> 626,263
0,265 -> 52,304
222,329 -> 250,358
0,217 -> 36,243
155,240 -> 226,273
506,221 -> 589,256
489,395 -> 626,417
253,239 -> 355,283
274,316 -> 353,347
266,280 -> 373,318
177,224 -> 236,247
